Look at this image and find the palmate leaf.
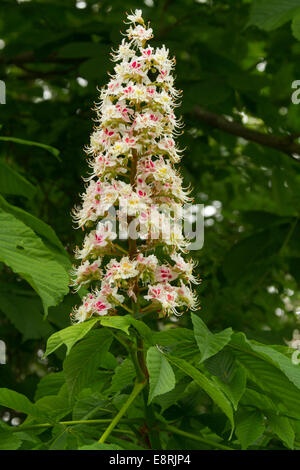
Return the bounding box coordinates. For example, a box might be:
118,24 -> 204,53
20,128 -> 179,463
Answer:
191,313 -> 232,362
99,315 -> 131,334
235,409 -> 264,450
34,372 -> 65,400
44,317 -> 100,357
0,210 -> 69,315
166,354 -> 234,432
63,329 -> 113,402
147,347 -> 176,404
108,358 -> 136,394
267,414 -> 295,449
0,194 -> 69,259
0,432 -> 23,450
206,350 -> 247,411
229,333 -> 300,419
239,337 -> 300,389
0,389 -> 46,420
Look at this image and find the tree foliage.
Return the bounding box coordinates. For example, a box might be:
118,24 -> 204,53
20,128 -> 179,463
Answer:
0,0 -> 300,450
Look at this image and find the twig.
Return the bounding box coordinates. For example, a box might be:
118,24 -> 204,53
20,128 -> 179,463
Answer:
194,105 -> 300,161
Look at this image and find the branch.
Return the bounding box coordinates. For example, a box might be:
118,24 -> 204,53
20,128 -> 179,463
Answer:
98,380 -> 146,444
193,105 -> 300,162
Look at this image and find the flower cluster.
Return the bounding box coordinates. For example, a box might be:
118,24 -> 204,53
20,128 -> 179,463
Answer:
71,10 -> 200,322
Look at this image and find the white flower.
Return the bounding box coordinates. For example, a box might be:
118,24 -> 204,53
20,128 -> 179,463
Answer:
71,10 -> 198,322
71,292 -> 112,323
127,25 -> 153,46
70,258 -> 102,290
171,253 -> 199,284
75,222 -> 117,259
127,9 -> 143,24
144,283 -> 179,315
105,256 -> 139,284
176,281 -> 199,311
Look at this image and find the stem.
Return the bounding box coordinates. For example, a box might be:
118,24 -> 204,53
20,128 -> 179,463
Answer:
165,424 -> 235,450
113,242 -> 129,255
98,380 -> 146,444
113,298 -> 134,315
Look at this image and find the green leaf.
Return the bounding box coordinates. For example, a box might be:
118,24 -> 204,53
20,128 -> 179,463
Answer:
109,358 -> 136,394
267,414 -> 295,449
72,391 -> 109,420
63,329 -> 113,402
128,316 -> 154,344
248,0 -> 300,31
204,349 -> 236,382
229,333 -> 300,419
99,315 -> 131,335
0,194 -> 69,260
147,347 -> 176,404
0,136 -> 61,161
0,291 -> 54,341
153,378 -> 190,413
0,389 -> 44,420
0,432 -> 22,450
191,313 -> 232,362
0,160 -> 36,199
166,355 -> 234,432
292,12 -> 300,39
235,410 -> 264,449
35,372 -> 65,400
0,210 -> 69,315
212,366 -> 247,411
153,327 -> 198,358
243,339 -> 300,390
34,394 -> 71,422
44,317 -> 100,357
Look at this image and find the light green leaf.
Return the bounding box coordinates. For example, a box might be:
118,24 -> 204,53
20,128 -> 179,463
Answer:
191,313 -> 232,362
146,347 -> 176,404
63,329 -> 113,402
34,394 -> 71,423
235,410 -> 264,449
0,389 -> 45,420
0,432 -> 22,450
99,315 -> 131,334
72,391 -> 109,421
44,317 -> 100,357
166,355 -> 234,431
0,210 -> 69,315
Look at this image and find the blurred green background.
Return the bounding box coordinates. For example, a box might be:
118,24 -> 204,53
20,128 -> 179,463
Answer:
0,0 -> 300,420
